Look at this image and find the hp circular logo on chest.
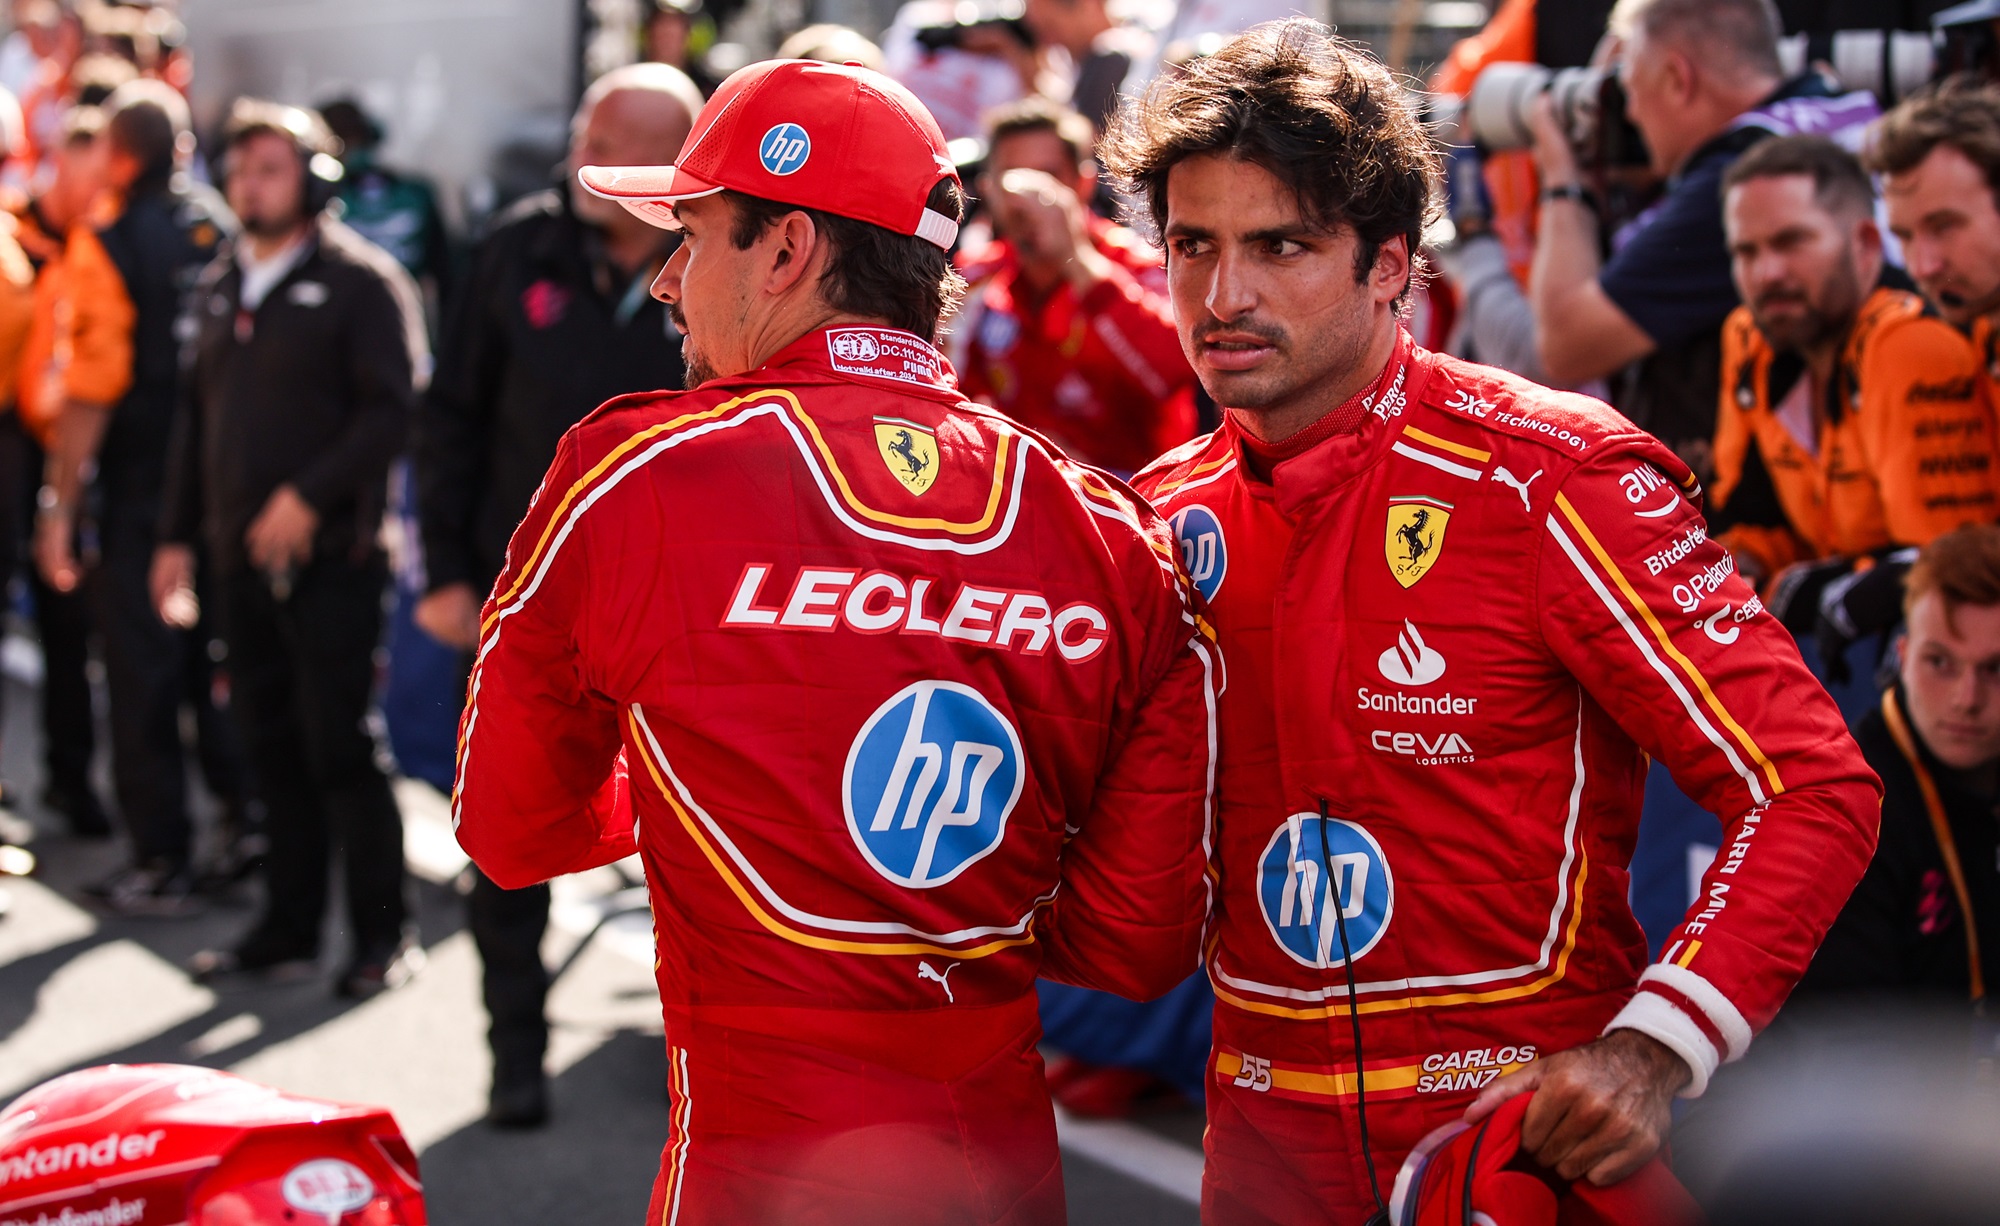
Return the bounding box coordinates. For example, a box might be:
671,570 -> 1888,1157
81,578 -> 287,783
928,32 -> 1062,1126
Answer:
1256,812 -> 1393,968
844,681 -> 1024,889
758,123 -> 812,176
1169,504 -> 1227,601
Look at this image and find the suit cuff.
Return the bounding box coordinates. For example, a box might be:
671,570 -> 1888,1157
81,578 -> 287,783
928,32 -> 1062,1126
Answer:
1604,964 -> 1754,1098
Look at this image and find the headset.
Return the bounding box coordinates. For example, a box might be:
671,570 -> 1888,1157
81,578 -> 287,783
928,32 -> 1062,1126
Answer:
221,98 -> 346,218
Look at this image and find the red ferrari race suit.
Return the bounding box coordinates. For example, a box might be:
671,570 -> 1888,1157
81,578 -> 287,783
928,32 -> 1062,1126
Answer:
1133,330 -> 1881,1224
454,325 -> 1217,1226
957,216 -> 1198,475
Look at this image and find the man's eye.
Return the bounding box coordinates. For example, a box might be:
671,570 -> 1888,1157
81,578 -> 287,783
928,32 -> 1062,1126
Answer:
1172,238 -> 1209,258
1265,239 -> 1301,256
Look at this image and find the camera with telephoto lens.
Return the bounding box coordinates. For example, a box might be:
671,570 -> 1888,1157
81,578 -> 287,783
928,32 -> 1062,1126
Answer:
1460,30 -> 1936,166
912,0 -> 1034,52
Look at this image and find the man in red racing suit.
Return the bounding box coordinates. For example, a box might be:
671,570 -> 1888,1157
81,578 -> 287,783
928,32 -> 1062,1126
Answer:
1114,22 -> 1882,1224
453,60 -> 1216,1225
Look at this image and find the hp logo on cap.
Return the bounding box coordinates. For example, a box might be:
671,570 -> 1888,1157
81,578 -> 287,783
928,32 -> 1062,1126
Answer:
759,123 -> 811,176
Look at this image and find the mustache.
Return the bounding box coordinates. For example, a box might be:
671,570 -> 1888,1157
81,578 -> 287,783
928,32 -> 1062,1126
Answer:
1193,319 -> 1285,346
668,305 -> 689,335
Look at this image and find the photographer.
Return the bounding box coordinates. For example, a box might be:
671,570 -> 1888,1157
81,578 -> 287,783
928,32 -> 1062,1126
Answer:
1526,0 -> 1876,467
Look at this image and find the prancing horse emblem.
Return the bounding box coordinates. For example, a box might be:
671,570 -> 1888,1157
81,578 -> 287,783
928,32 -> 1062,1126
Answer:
875,418 -> 939,495
1384,497 -> 1452,588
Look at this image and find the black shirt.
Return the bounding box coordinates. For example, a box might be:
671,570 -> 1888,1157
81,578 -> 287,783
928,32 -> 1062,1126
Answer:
1790,687 -> 2000,1006
93,176 -> 233,501
161,218 -> 427,574
415,188 -> 685,593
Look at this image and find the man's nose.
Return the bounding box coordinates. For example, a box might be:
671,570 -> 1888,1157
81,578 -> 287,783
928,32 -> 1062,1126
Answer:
1904,236 -> 1944,283
653,242 -> 688,304
1206,248 -> 1257,321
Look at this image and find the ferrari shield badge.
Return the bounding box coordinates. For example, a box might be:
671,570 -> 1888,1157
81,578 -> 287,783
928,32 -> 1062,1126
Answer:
1385,496 -> 1450,588
875,418 -> 939,495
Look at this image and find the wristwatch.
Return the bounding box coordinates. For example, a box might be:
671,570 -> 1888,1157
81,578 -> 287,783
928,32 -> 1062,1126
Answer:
1541,183 -> 1595,209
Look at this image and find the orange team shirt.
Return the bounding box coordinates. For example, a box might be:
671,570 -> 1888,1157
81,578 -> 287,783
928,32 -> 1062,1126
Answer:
1711,286 -> 2000,581
16,197 -> 134,447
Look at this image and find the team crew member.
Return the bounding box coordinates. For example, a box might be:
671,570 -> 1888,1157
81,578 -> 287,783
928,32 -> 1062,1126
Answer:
415,62 -> 699,1130
454,60 -> 1214,1223
1869,82 -> 2000,422
1712,135 -> 1998,602
1109,23 -> 1879,1222
955,97 -> 1196,474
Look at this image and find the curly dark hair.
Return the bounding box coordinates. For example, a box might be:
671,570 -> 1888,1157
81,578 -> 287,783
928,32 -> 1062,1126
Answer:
1099,18 -> 1440,306
725,179 -> 968,342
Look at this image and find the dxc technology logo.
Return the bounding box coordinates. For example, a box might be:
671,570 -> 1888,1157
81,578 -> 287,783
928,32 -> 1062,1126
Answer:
1169,504 -> 1227,601
759,123 -> 812,175
843,681 -> 1023,889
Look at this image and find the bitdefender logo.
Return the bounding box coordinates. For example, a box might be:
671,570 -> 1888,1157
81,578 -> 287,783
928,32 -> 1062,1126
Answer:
1378,620 -> 1445,686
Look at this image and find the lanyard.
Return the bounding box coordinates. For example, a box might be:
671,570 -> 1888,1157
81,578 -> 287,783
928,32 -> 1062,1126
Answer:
1882,687 -> 1986,1002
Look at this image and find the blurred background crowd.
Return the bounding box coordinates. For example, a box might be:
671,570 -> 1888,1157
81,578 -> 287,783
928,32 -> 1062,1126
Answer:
5,0 -> 2000,1217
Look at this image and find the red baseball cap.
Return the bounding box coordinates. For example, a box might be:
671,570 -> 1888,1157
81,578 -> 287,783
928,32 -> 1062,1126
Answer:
579,58 -> 961,249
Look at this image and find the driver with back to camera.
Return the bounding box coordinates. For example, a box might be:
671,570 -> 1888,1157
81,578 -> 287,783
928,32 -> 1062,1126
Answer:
451,58 -> 1216,1225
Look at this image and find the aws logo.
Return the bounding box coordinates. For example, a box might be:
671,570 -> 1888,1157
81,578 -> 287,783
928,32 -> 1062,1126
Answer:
1256,812 -> 1393,968
843,681 -> 1023,889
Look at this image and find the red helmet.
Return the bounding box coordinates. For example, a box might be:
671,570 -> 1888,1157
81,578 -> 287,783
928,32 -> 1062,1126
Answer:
1388,1092 -> 1699,1226
0,1064 -> 425,1226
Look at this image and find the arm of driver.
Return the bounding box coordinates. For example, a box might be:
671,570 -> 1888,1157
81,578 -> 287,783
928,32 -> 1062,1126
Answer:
1036,516 -> 1217,1000
453,428 -> 631,889
1480,437 -> 1879,1179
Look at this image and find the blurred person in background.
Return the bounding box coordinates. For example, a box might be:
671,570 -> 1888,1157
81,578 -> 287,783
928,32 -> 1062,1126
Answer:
12,105 -> 113,838
774,22 -> 883,70
1710,135 -> 1997,629
880,0 -> 1034,143
1020,0 -> 1151,135
1871,81 -> 2000,405
318,96 -> 450,312
1786,524 -> 2000,1012
34,79 -> 233,915
643,0 -> 718,97
1525,0 -> 1877,470
413,62 -> 697,1129
159,100 -> 425,997
956,96 -> 1194,475
0,82 -> 40,915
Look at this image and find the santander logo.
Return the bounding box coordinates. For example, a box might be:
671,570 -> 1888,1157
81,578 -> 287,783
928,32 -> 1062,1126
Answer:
1378,620 -> 1446,686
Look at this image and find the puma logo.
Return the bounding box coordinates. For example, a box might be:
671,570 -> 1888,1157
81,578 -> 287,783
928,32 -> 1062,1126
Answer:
1491,465 -> 1542,512
918,960 -> 960,1003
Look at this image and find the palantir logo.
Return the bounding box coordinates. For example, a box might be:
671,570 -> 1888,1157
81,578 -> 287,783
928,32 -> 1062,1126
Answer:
1378,619 -> 1445,686
843,681 -> 1024,889
1169,504 -> 1227,601
1257,812 -> 1393,968
759,122 -> 812,175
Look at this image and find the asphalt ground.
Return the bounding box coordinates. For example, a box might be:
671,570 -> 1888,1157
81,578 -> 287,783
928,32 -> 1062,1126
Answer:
0,655 -> 1203,1224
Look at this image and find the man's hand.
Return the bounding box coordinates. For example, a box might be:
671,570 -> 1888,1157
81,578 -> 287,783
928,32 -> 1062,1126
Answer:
1528,93 -> 1582,188
415,582 -> 482,651
34,503 -> 80,593
988,168 -> 1115,296
1463,1029 -> 1689,1186
244,484 -> 318,577
150,544 -> 198,628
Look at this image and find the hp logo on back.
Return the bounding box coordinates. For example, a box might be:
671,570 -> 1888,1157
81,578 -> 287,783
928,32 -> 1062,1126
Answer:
759,123 -> 812,176
1256,813 -> 1393,968
844,681 -> 1024,889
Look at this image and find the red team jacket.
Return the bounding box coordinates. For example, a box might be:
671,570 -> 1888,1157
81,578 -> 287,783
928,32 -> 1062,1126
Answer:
958,217 -> 1198,475
453,325 -> 1216,1223
1135,331 -> 1881,1223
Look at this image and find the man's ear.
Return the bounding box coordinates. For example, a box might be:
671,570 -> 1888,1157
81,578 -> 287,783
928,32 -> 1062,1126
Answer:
1372,233 -> 1412,307
761,210 -> 824,298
